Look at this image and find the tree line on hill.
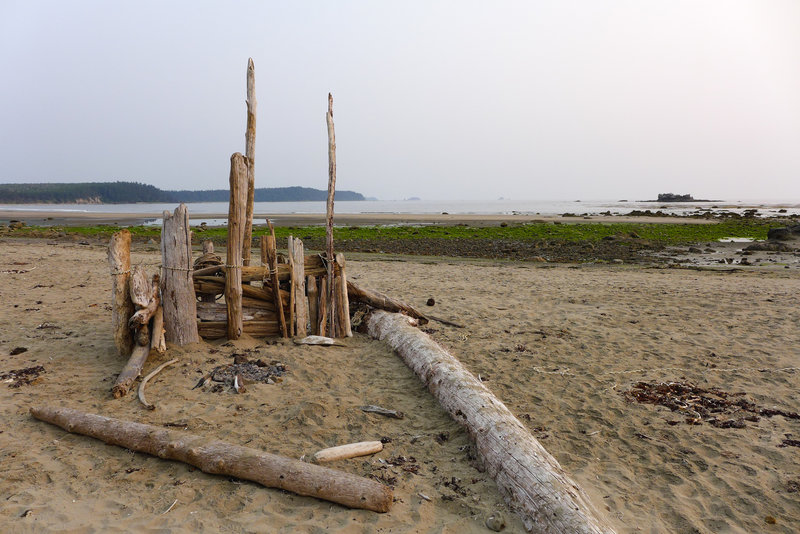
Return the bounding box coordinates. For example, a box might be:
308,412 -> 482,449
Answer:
0,182 -> 365,204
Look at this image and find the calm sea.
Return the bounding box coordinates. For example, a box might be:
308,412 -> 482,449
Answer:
2,198 -> 799,225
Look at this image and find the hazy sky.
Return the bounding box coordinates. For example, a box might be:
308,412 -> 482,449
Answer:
1,1 -> 799,201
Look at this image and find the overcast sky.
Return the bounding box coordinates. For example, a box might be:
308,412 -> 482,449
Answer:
1,1 -> 799,201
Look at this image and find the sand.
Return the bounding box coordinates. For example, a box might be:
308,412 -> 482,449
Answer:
1,239 -> 799,533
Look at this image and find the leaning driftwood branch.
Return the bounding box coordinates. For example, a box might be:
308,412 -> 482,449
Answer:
242,57 -> 257,267
138,358 -> 178,410
31,406 -> 393,513
347,281 -> 429,325
365,310 -> 614,534
112,344 -> 151,399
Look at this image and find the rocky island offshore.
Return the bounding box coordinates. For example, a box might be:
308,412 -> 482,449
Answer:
643,193 -> 721,202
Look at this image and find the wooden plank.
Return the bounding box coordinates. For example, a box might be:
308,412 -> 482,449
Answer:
161,204 -> 199,345
318,276 -> 328,337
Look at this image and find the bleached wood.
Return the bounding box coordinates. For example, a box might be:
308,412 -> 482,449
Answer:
128,268 -> 160,330
243,58 -> 257,266
226,152 -> 248,339
108,230 -> 134,357
325,93 -> 337,335
150,306 -> 166,353
161,204 -> 199,345
334,253 -> 352,337
312,441 -> 383,463
193,257 -> 326,282
197,320 -> 279,339
265,219 -> 288,337
318,275 -> 328,336
31,406 -> 393,513
366,311 -> 615,534
138,358 -> 178,410
292,238 -> 308,337
112,344 -> 151,399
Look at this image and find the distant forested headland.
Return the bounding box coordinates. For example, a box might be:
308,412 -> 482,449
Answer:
0,182 -> 365,204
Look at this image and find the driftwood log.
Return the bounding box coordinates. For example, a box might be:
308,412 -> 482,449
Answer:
242,57 -> 257,267
128,268 -> 160,329
312,441 -> 383,464
290,237 -> 308,337
150,306 -> 166,353
307,275 -> 319,336
31,406 -> 393,512
334,253 -> 352,337
347,281 -> 429,325
161,204 -> 199,345
366,310 -> 614,534
108,229 -> 134,357
112,344 -> 151,399
264,219 -> 288,337
226,152 -> 248,339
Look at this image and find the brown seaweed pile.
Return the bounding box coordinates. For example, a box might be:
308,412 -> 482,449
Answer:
1,365 -> 45,387
623,381 -> 800,428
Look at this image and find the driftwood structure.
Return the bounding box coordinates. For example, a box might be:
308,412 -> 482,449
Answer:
226,153 -> 248,339
31,406 -> 393,513
365,310 -> 615,534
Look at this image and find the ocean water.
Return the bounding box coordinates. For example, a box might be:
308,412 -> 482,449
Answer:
2,198 -> 800,224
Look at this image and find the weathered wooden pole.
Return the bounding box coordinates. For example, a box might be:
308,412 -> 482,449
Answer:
243,58 -> 257,267
291,238 -> 308,337
31,406 -> 393,513
108,229 -> 134,357
325,93 -> 337,335
264,219 -> 287,337
334,253 -> 352,337
226,152 -> 248,339
366,311 -> 615,534
307,275 -> 319,336
161,204 -> 199,345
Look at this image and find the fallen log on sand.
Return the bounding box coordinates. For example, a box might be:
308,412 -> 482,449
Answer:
366,310 -> 614,534
347,281 -> 429,325
31,406 -> 393,513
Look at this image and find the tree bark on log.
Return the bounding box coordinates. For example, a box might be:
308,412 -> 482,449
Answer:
325,93 -> 337,336
334,253 -> 352,338
243,58 -> 257,267
31,406 -> 393,513
161,204 -> 199,345
365,311 -> 615,534
226,152 -> 248,340
347,281 -> 429,325
108,230 -> 134,358
112,344 -> 151,399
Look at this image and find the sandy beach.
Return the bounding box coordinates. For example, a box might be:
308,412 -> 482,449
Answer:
1,239 -> 799,533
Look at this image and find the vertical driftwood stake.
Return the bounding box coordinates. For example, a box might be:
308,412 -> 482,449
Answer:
226,152 -> 248,339
265,219 -> 287,337
307,275 -> 319,336
243,58 -> 257,266
161,204 -> 199,345
325,93 -> 337,335
108,229 -> 134,357
335,253 -> 352,337
292,238 -> 308,337
318,276 -> 328,337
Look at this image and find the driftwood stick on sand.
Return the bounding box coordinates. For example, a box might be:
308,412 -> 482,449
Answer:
138,358 -> 179,410
226,152 -> 248,340
325,93 -> 337,336
161,204 -> 199,345
312,441 -> 383,464
31,406 -> 393,513
347,281 -> 429,325
108,229 -> 134,358
242,57 -> 257,267
112,344 -> 151,399
365,310 -> 615,534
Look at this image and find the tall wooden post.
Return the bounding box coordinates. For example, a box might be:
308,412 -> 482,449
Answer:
325,93 -> 337,334
161,204 -> 199,345
335,253 -> 352,337
108,229 -> 134,357
243,58 -> 257,266
292,238 -> 308,337
264,219 -> 287,337
226,153 -> 248,340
